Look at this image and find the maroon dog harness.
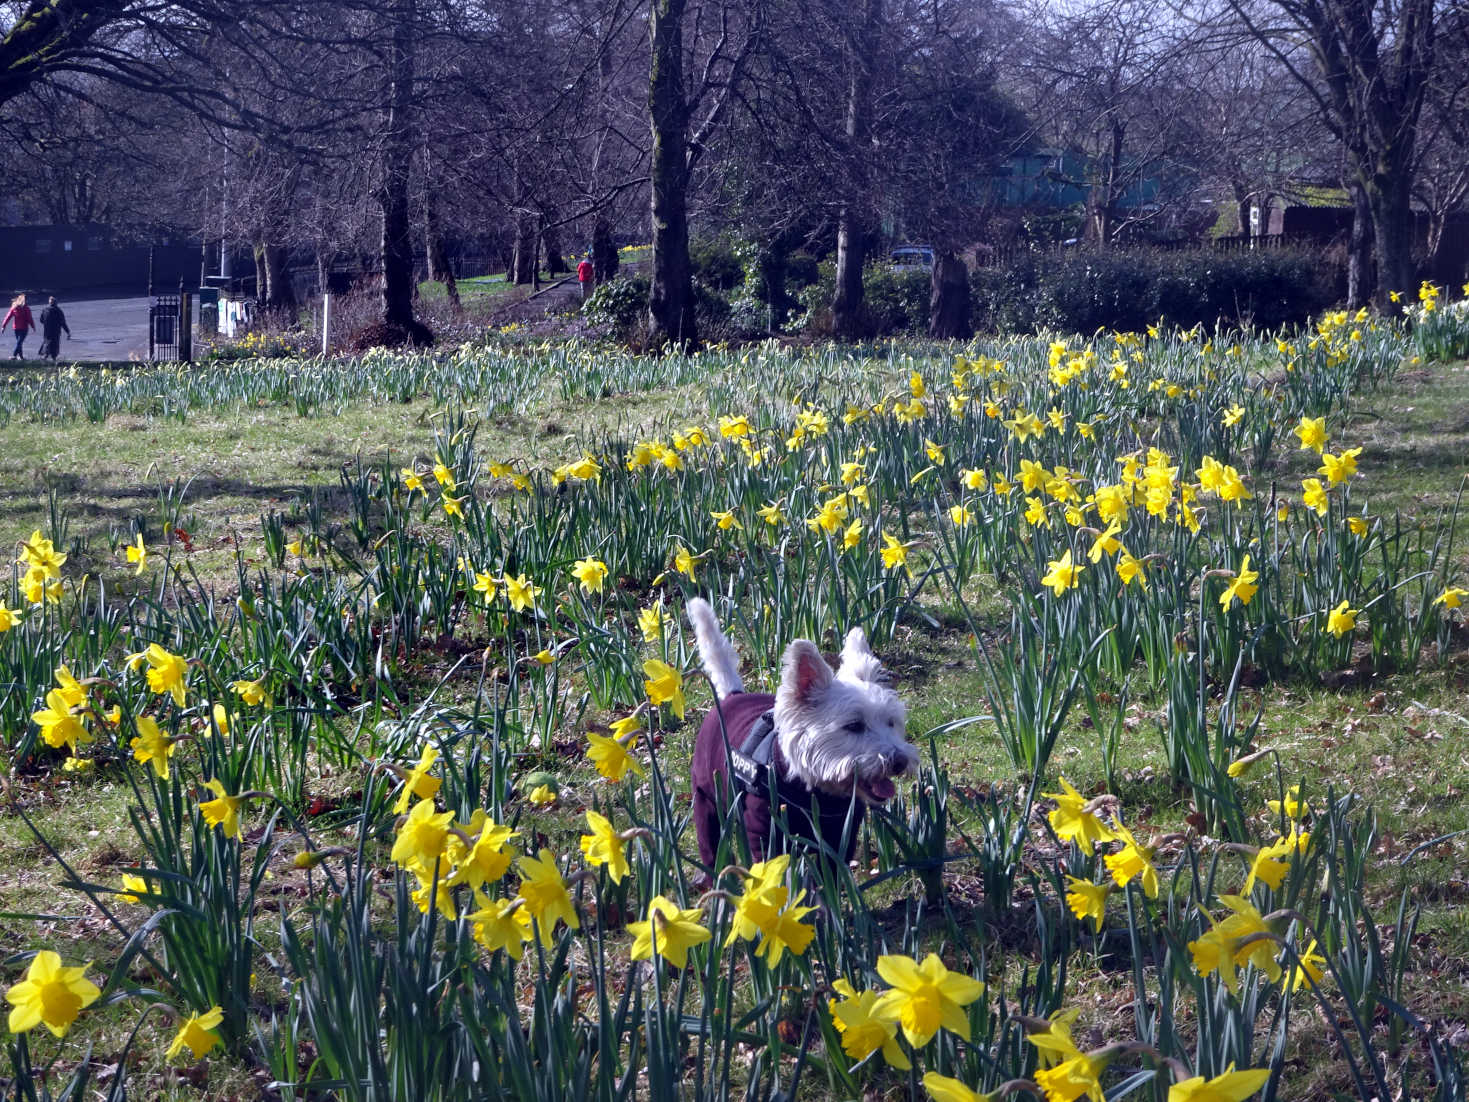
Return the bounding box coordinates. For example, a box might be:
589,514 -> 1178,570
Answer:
693,692 -> 863,868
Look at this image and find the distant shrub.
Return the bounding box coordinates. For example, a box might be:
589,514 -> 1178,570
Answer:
584,276 -> 649,338
971,247 -> 1340,335
689,236 -> 744,292
795,262 -> 932,337
786,253 -> 820,289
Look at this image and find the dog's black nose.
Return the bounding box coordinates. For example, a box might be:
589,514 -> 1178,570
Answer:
884,749 -> 910,774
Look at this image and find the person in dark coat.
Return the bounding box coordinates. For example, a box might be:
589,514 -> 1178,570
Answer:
38,297 -> 71,361
3,294 -> 35,359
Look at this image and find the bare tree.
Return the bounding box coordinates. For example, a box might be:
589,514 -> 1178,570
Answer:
646,0 -> 759,347
1217,0 -> 1438,305
1013,0 -> 1206,247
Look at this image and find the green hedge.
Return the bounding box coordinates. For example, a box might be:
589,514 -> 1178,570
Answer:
790,246 -> 1340,338
971,247 -> 1342,335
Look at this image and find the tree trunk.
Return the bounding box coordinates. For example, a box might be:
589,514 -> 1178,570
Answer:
1367,169 -> 1416,308
647,0 -> 697,348
543,220 -> 568,275
509,214 -> 536,284
832,214 -> 867,339
928,251 -> 971,339
261,245 -> 295,312
832,0 -> 882,341
1347,179 -> 1375,310
424,183 -> 460,307
756,243 -> 795,330
592,217 -> 619,285
378,0 -> 430,345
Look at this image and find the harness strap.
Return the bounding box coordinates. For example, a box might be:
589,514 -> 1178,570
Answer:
729,709 -> 778,794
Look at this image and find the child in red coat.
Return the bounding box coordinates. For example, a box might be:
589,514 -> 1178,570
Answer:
3,295 -> 36,359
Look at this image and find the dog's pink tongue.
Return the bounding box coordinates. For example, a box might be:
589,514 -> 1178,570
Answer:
868,777 -> 896,801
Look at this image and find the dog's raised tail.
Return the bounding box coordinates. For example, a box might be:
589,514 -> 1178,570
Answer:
687,597 -> 744,699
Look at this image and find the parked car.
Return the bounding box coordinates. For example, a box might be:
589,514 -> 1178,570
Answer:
890,245 -> 935,272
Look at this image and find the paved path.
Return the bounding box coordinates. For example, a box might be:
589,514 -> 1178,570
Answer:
10,295 -> 151,363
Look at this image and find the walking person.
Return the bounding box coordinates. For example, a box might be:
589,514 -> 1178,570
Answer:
3,294 -> 35,359
38,296 -> 71,361
577,254 -> 594,303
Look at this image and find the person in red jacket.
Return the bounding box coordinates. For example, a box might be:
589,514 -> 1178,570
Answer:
577,256 -> 594,302
3,294 -> 35,359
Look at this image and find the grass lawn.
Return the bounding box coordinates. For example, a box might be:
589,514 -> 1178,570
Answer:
0,325 -> 1466,1099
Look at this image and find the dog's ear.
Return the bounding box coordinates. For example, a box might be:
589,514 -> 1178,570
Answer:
778,639 -> 832,708
838,627 -> 885,684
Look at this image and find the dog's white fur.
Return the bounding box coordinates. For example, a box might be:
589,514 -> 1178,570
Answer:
688,598 -> 918,803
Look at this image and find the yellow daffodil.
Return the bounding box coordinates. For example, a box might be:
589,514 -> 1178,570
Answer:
922,1072 -> 994,1102
1104,821 -> 1159,897
517,848 -> 580,944
391,745 -> 443,814
571,557 -> 609,595
1026,1008 -> 1084,1069
829,978 -> 910,1069
1065,876 -> 1110,932
446,812 -> 517,891
642,658 -> 685,719
231,677 -> 272,708
1220,555 -> 1259,611
1086,521 -> 1122,563
587,730 -> 645,782
1294,416 -> 1327,453
1034,1054 -> 1106,1102
871,952 -> 986,1047
1325,600 -> 1359,636
1267,784 -> 1308,821
881,533 -> 917,572
504,573 -> 542,613
468,895 -> 533,958
125,533 -> 148,574
628,895 -> 710,969
390,798 -> 454,878
1434,586 -> 1467,610
1245,829 -> 1309,892
1041,550 -> 1083,596
31,689 -> 92,754
718,414 -> 751,438
129,716 -> 176,780
579,810 -> 631,883
638,603 -> 671,642
673,544 -> 700,578
1318,447 -> 1361,485
1042,777 -> 1113,855
19,530 -> 66,578
5,951 -> 101,1037
1287,939 -> 1327,992
166,1005 -> 224,1061
134,643 -> 189,706
1167,1064 -> 1271,1102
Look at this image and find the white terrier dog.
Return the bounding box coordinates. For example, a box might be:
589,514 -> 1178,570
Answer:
687,597 -> 919,870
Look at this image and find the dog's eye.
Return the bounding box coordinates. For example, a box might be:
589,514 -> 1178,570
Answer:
845,719 -> 865,734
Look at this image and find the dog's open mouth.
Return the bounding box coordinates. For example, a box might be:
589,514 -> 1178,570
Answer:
858,776 -> 899,803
